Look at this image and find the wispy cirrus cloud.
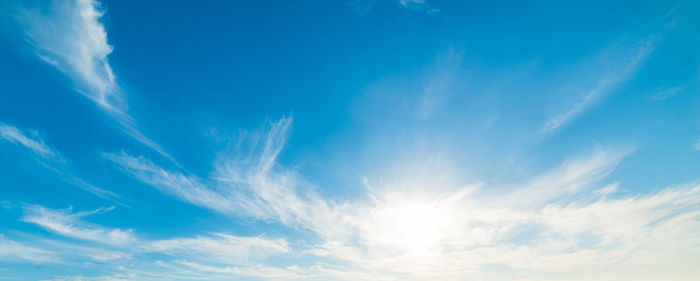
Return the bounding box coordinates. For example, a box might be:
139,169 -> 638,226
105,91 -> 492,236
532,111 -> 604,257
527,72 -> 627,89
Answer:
105,117 -> 343,237
21,205 -> 136,246
18,0 -> 173,162
20,0 -> 117,111
506,145 -> 634,206
143,234 -> 290,264
349,0 -> 439,16
399,0 -> 439,14
0,122 -> 116,199
650,85 -> 685,101
0,122 -> 64,163
542,38 -> 658,134
0,235 -> 58,263
103,150 -> 236,214
17,204 -> 293,269
416,48 -> 463,119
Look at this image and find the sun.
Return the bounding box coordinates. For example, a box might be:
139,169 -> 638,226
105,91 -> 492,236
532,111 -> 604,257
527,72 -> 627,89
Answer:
365,199 -> 444,253
395,203 -> 442,251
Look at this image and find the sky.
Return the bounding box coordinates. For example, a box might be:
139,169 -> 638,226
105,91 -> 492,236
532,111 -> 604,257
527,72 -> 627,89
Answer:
0,0 -> 699,280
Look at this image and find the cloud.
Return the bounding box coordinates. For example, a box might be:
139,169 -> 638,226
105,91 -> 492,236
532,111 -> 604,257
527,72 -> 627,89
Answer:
210,116 -> 341,233
105,117 -> 343,238
67,176 -> 120,200
9,203 -> 300,280
18,204 -> 292,267
650,85 -> 684,101
143,234 -> 290,264
0,122 -> 65,163
103,150 -> 237,214
542,38 -> 657,134
0,235 -> 58,263
21,0 -> 119,111
8,144 -> 700,280
19,0 -> 173,162
416,48 -> 463,119
593,181 -> 620,197
4,119 -> 695,280
0,122 -> 117,199
21,205 -> 136,246
100,116 -> 700,279
306,184 -> 700,280
506,146 -> 634,206
297,145 -> 700,280
7,112 -> 692,280
399,0 -> 439,14
349,0 -> 439,16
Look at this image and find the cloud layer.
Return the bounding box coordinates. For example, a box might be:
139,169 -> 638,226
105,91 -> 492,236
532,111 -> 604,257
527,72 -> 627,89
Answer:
86,117 -> 700,280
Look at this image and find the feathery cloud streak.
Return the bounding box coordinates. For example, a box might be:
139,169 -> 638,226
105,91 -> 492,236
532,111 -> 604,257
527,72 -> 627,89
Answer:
15,205 -> 292,268
0,123 -> 64,163
19,0 -> 173,161
105,117 -> 342,235
0,122 -> 116,198
542,38 -> 657,134
22,205 -> 135,246
0,235 -> 58,263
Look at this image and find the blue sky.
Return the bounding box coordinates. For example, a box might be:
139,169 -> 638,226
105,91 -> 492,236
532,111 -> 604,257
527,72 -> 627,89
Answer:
0,0 -> 699,280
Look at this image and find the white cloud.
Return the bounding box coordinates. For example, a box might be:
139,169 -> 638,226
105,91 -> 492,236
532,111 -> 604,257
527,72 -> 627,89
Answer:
0,235 -> 57,263
19,0 -> 173,162
103,150 -> 237,214
210,117 -> 343,234
8,142 -> 700,280
297,146 -> 700,280
22,205 -> 136,246
304,185 -> 700,281
100,116 -> 700,279
67,176 -> 119,200
15,204 -> 297,277
349,0 -> 439,16
416,48 -> 463,119
7,206 -> 304,280
650,85 -> 684,101
22,0 -> 119,112
399,0 -> 439,14
542,38 -> 657,134
105,117 -> 345,239
143,234 -> 290,264
593,181 -> 620,197
0,122 -> 117,199
506,146 -> 634,206
170,261 -> 305,280
0,123 -> 64,163
21,111 -> 690,280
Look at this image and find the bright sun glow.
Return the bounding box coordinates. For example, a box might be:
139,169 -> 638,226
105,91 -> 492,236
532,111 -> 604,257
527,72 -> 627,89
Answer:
395,203 -> 442,251
366,200 -> 444,253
